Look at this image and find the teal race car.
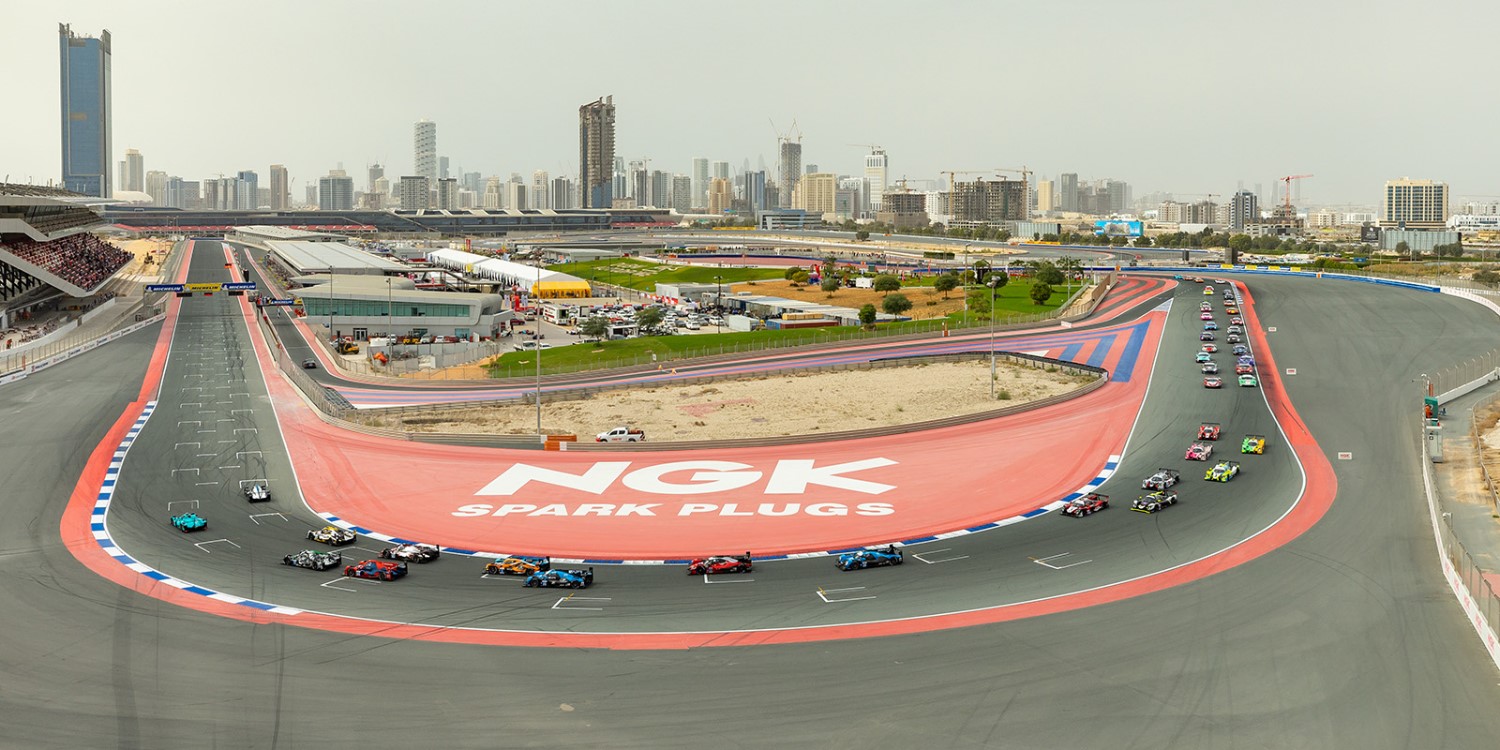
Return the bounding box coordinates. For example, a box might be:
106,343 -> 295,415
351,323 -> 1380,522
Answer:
170,512 -> 206,532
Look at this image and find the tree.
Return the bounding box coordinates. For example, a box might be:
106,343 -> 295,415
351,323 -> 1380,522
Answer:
855,230 -> 870,241
966,288 -> 993,314
822,254 -> 838,278
933,273 -> 960,298
990,270 -> 1009,291
789,269 -> 810,286
1228,234 -> 1253,255
1396,240 -> 1411,257
579,316 -> 610,341
858,303 -> 877,327
1030,281 -> 1053,305
1474,270 -> 1500,287
1034,261 -> 1065,286
820,275 -> 840,293
881,293 -> 913,316
783,266 -> 802,281
635,306 -> 664,333
872,274 -> 901,292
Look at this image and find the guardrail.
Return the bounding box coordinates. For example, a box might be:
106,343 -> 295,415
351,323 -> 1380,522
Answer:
1420,411 -> 1500,670
1470,389 -> 1500,515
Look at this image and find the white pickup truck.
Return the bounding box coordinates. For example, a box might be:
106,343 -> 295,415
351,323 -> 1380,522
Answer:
596,426 -> 646,443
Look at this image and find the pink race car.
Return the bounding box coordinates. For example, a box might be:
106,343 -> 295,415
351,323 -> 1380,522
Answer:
1186,442 -> 1214,461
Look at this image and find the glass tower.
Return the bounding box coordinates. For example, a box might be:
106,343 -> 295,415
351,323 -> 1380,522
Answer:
60,24 -> 112,198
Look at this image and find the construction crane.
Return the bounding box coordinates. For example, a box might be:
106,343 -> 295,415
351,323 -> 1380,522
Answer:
994,166 -> 1034,182
941,170 -> 989,193
994,167 -> 1035,219
770,118 -> 802,144
850,143 -> 885,153
1280,174 -> 1313,221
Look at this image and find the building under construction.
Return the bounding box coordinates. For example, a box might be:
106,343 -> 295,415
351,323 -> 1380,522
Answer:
949,178 -> 1028,225
876,190 -> 930,229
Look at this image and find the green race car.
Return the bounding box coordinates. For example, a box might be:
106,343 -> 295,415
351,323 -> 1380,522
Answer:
1241,434 -> 1266,454
1238,373 -> 1259,387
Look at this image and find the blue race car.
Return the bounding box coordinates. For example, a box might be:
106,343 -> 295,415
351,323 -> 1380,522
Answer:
524,567 -> 594,589
836,545 -> 904,571
170,512 -> 206,532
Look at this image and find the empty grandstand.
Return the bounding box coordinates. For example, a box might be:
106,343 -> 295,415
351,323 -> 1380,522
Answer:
104,207 -> 676,237
0,183 -> 130,304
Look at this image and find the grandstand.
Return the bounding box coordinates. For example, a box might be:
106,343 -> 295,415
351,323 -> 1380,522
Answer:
103,207 -> 677,237
0,183 -> 129,307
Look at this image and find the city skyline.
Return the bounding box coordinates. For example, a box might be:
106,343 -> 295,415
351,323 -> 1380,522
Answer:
8,1 -> 1500,205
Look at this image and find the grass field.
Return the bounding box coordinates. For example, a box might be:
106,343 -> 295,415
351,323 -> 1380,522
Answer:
548,258 -> 787,290
484,280 -> 1072,378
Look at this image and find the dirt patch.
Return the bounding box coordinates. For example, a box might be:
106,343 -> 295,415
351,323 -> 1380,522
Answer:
355,359 -> 1094,441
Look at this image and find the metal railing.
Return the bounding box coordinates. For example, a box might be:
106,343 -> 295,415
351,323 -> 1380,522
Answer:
1430,347 -> 1500,398
1426,417 -> 1500,660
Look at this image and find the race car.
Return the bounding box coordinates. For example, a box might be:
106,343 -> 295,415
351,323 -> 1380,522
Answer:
1201,343 -> 1218,353
1203,286 -> 1215,295
1199,331 -> 1215,341
1060,493 -> 1109,517
1195,352 -> 1213,363
1228,325 -> 1244,334
1214,278 -> 1230,285
380,543 -> 441,563
1227,335 -> 1243,345
1232,344 -> 1248,355
343,559 -> 408,581
1204,376 -> 1224,389
1239,373 -> 1259,387
243,482 -> 271,502
485,555 -> 550,576
1202,321 -> 1218,331
524,567 -> 594,588
1205,460 -> 1241,482
1142,467 -> 1181,490
1201,362 -> 1219,374
1199,302 -> 1214,312
1241,434 -> 1267,454
1186,442 -> 1214,461
1198,422 -> 1222,440
1225,306 -> 1239,315
307,525 -> 356,546
170,512 -> 206,532
687,553 -> 754,575
1230,317 -> 1244,326
1131,491 -> 1179,514
836,545 -> 904,571
283,549 -> 341,571
301,359 -> 318,369
1200,312 -> 1214,321
1237,355 -> 1255,366
1235,363 -> 1255,375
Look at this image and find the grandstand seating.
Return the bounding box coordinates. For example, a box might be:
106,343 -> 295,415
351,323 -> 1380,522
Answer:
2,234 -> 131,291
0,183 -> 82,198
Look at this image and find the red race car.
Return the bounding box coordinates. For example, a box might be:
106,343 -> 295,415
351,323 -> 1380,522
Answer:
687,553 -> 753,575
1201,343 -> 1218,353
1198,422 -> 1222,440
1235,363 -> 1255,375
1060,492 -> 1110,517
1204,376 -> 1224,389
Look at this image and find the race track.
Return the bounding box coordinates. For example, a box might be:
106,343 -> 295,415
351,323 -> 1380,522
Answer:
4,242 -> 1500,746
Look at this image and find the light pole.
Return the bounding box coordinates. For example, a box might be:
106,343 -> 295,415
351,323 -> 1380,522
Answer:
534,261 -> 543,437
327,267 -> 335,343
386,276 -> 393,338
962,243 -> 972,327
714,274 -> 723,333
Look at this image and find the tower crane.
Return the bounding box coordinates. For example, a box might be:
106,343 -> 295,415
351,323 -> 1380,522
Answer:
995,166 -> 1035,219
941,170 -> 989,193
1280,174 -> 1313,222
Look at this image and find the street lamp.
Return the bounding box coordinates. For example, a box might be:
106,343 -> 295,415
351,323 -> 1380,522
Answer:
714,274 -> 723,333
327,266 -> 335,344
535,260 -> 543,437
386,276 -> 393,338
962,243 -> 972,327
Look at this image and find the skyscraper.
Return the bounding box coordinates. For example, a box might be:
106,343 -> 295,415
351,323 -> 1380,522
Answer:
532,170 -> 550,210
367,163 -> 384,194
414,120 -> 437,180
483,177 -> 503,209
398,176 -> 430,210
712,161 -> 730,181
792,173 -> 838,216
144,170 -> 167,205
579,95 -> 616,208
708,178 -> 733,215
1059,173 -> 1079,212
1229,190 -> 1258,232
506,181 -> 527,211
1382,178 -> 1450,229
436,178 -> 460,210
1035,179 -> 1055,214
319,172 -> 354,211
270,164 -> 289,210
777,140 -> 802,208
863,149 -> 888,213
236,170 -> 259,209
671,175 -> 692,214
439,156 -> 450,180
551,177 -> 572,210
743,171 -> 768,214
651,171 -> 672,210
691,157 -> 710,210
59,24 -> 112,197
121,148 -> 143,193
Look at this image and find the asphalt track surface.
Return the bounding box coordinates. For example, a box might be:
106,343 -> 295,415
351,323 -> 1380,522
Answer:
4,243 -> 1500,745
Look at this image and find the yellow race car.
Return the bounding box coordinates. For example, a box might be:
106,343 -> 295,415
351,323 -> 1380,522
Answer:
1241,434 -> 1266,454
484,555 -> 550,576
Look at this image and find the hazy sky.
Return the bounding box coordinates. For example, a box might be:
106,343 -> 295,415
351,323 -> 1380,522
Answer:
5,0 -> 1497,206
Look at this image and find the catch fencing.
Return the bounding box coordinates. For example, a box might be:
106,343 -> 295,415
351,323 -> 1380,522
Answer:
1421,409 -> 1500,669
